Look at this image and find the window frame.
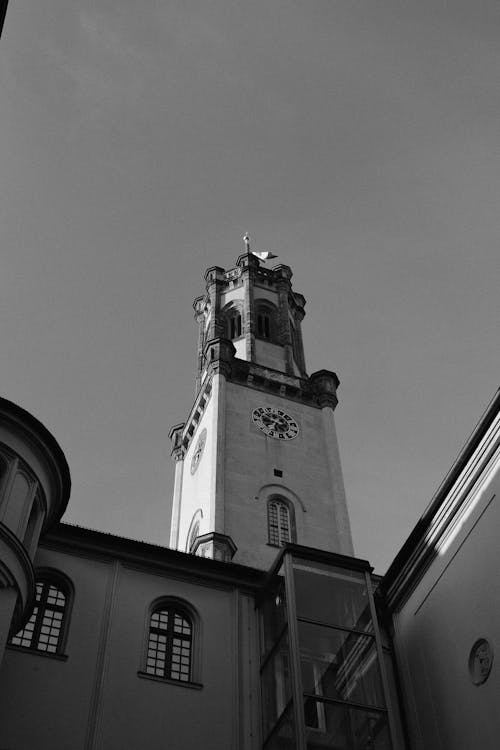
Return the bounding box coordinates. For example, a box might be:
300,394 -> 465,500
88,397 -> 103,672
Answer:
8,569 -> 73,658
254,300 -> 279,343
222,302 -> 244,341
268,496 -> 296,547
228,312 -> 242,340
141,598 -> 202,688
257,311 -> 271,339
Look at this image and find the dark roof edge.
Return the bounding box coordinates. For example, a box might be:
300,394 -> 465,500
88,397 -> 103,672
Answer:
382,388 -> 500,600
41,522 -> 265,589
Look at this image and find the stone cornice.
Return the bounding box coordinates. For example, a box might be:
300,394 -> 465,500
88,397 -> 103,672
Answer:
229,360 -> 340,409
169,376 -> 213,458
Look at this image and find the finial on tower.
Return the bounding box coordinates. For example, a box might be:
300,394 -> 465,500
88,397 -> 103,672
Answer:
242,233 -> 278,262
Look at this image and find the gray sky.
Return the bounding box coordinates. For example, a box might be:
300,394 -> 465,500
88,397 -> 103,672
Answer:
1,1 -> 499,572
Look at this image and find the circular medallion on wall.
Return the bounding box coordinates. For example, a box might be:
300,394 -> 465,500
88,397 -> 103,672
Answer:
468,638 -> 493,685
252,406 -> 299,440
190,428 -> 207,474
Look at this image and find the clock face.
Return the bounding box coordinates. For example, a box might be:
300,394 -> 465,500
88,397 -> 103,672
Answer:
469,639 -> 493,685
252,406 -> 299,440
190,428 -> 207,474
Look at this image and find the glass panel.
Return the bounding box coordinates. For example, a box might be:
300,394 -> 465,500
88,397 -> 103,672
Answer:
261,630 -> 293,738
10,608 -> 37,648
279,505 -> 290,543
260,568 -> 287,658
304,700 -> 391,750
293,561 -> 373,632
299,622 -> 384,709
269,502 -> 280,546
263,703 -> 297,750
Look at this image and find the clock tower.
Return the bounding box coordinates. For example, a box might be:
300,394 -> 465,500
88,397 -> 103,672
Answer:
169,241 -> 353,569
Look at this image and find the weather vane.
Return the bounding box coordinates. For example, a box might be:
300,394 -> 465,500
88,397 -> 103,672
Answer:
242,233 -> 277,262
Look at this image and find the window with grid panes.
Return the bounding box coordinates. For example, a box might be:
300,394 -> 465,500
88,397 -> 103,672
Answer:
268,499 -> 292,546
10,579 -> 67,654
146,605 -> 193,682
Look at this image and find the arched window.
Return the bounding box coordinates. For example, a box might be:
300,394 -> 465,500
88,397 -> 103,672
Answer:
187,520 -> 200,553
268,497 -> 294,547
290,322 -> 303,364
221,303 -> 243,341
9,573 -> 71,655
146,603 -> 194,683
255,301 -> 279,342
226,311 -> 242,340
257,311 -> 271,339
186,509 -> 203,553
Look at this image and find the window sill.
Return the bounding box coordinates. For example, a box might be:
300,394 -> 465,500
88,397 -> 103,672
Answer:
6,644 -> 68,661
137,671 -> 203,690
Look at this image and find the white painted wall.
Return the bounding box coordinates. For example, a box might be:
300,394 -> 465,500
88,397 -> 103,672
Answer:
0,544 -> 261,750
223,381 -> 352,568
173,374 -> 353,569
176,386 -> 219,551
393,456 -> 500,749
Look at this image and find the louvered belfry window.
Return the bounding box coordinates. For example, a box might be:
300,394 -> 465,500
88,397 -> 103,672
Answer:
257,312 -> 271,339
146,605 -> 193,682
228,313 -> 242,340
268,498 -> 291,547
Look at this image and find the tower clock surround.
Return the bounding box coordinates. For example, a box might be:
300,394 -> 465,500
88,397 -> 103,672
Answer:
251,406 -> 299,440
